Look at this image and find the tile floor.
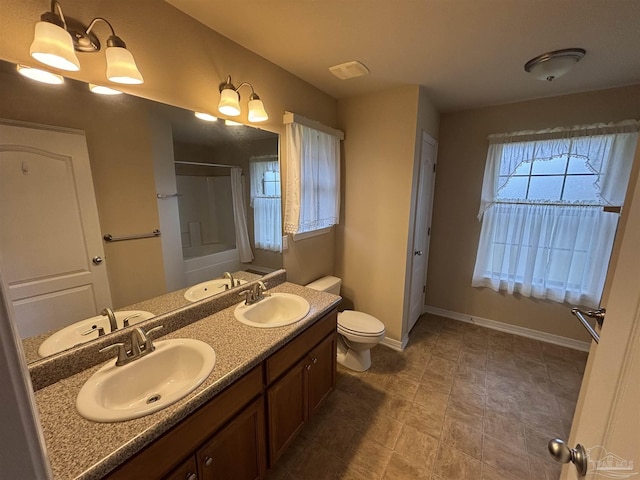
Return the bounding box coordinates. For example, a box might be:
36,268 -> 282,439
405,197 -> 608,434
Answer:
266,314 -> 588,480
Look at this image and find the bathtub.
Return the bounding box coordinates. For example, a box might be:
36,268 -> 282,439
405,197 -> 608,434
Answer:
183,244 -> 242,285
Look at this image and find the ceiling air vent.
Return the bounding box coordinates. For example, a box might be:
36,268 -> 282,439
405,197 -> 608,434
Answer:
329,60 -> 370,80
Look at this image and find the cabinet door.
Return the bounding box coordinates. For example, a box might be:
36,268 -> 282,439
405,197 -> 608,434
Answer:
164,455 -> 198,480
266,358 -> 308,466
307,333 -> 336,417
197,398 -> 266,480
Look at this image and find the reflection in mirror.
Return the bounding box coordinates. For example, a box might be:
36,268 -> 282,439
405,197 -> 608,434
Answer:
0,60 -> 281,363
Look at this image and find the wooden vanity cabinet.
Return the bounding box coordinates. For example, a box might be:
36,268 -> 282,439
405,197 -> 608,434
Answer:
265,310 -> 337,466
104,308 -> 338,480
105,366 -> 263,480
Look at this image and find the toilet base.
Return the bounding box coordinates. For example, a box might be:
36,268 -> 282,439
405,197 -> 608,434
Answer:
337,339 -> 372,372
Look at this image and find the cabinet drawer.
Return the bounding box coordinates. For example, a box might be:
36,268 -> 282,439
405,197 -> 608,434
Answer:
106,365 -> 263,480
265,309 -> 337,385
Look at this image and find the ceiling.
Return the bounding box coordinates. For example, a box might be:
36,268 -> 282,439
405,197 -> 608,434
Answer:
166,0 -> 640,112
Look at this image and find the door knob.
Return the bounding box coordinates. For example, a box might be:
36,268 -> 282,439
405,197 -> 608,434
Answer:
414,250 -> 423,256
548,438 -> 587,476
92,256 -> 103,265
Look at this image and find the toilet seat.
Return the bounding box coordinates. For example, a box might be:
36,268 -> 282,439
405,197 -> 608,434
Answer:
338,310 -> 386,337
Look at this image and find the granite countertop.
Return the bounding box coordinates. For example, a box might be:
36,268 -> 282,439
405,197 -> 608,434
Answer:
35,281 -> 340,480
22,271 -> 263,364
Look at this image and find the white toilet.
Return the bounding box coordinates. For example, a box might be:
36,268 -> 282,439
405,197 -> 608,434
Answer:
306,276 -> 386,372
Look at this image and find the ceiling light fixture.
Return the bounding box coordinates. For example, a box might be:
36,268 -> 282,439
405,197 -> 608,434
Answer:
217,75 -> 268,122
194,112 -> 218,122
524,48 -> 586,82
89,83 -> 122,95
29,0 -> 143,84
16,64 -> 64,84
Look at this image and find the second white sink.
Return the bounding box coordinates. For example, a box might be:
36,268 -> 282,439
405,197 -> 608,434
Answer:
234,293 -> 310,328
76,338 -> 216,422
38,310 -> 155,358
184,278 -> 248,302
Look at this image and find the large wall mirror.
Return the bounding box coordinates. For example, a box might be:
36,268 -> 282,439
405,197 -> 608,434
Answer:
0,60 -> 282,364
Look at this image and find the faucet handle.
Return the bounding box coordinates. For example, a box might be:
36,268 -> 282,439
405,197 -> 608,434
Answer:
99,342 -> 128,366
122,313 -> 141,328
81,326 -> 105,337
135,325 -> 164,353
239,289 -> 253,305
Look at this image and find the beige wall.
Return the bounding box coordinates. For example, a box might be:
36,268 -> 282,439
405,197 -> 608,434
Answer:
427,84 -> 640,342
336,86 -> 430,343
1,0 -> 338,288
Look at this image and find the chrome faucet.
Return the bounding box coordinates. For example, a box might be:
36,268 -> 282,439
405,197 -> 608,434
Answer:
100,325 -> 163,366
101,307 -> 118,332
223,271 -> 236,290
239,280 -> 268,305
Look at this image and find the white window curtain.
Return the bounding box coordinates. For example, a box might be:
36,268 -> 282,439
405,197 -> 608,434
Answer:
250,158 -> 282,252
473,120 -> 639,308
230,167 -> 254,263
284,122 -> 340,234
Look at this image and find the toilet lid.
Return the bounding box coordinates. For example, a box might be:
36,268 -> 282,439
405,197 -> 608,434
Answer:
338,310 -> 386,337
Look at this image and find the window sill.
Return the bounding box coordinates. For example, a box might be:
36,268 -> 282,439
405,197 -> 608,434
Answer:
291,226 -> 333,242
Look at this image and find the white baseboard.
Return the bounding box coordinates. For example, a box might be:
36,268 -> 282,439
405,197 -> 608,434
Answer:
423,305 -> 591,352
381,334 -> 409,351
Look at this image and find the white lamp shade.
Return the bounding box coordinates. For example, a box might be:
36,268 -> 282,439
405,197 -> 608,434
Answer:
194,112 -> 218,122
106,46 -> 144,84
16,65 -> 64,85
248,98 -> 268,122
218,88 -> 241,116
30,21 -> 80,72
89,84 -> 123,95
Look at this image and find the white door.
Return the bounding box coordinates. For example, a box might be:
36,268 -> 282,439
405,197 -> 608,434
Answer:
407,132 -> 437,333
0,121 -> 111,338
558,155 -> 640,478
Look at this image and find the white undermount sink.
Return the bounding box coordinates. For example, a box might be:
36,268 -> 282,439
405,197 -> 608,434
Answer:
38,310 -> 155,358
76,338 -> 216,422
184,278 -> 248,302
234,293 -> 310,328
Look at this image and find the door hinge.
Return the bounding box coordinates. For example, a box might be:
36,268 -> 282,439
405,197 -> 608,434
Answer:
427,227 -> 431,236
423,285 -> 426,293
433,163 -> 436,173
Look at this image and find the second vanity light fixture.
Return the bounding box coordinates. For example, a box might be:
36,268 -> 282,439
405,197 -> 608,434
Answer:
218,75 -> 269,122
29,0 -> 143,84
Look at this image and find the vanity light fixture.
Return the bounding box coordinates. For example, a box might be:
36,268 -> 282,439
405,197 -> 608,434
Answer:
88,83 -> 122,95
217,75 -> 269,122
16,64 -> 64,84
524,48 -> 586,82
194,112 -> 218,122
225,119 -> 243,126
29,0 -> 143,84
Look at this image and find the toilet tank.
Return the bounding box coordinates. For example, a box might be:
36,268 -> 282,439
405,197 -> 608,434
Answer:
305,276 -> 342,295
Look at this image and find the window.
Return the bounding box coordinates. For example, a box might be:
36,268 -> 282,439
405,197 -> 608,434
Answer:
473,121 -> 639,308
283,121 -> 341,235
250,157 -> 282,252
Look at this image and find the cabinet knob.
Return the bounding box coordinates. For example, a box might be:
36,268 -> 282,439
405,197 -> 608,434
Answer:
204,456 -> 213,467
306,364 -> 311,370
186,473 -> 197,480
312,357 -> 318,364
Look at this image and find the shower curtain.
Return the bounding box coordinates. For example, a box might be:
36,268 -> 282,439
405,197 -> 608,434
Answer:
230,167 -> 254,263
